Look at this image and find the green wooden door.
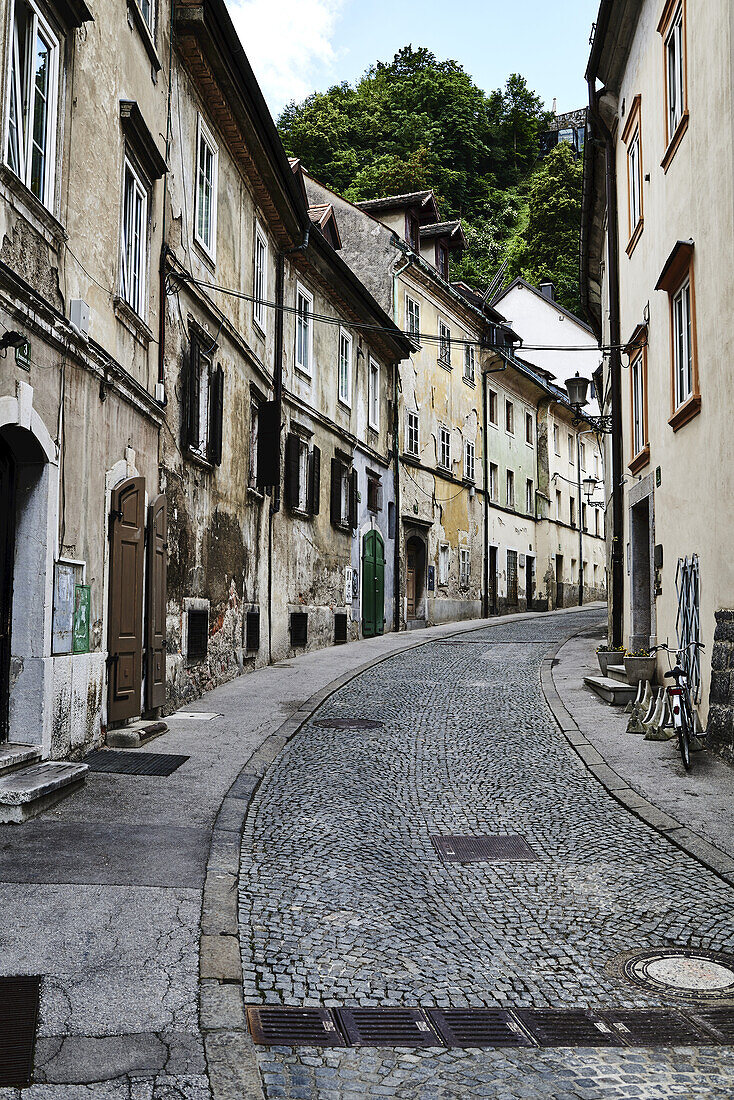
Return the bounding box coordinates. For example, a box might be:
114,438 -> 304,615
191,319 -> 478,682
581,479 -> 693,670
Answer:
362,530 -> 385,637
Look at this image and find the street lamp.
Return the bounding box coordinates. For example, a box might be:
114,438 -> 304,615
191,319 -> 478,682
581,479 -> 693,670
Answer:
565,371 -> 613,432
582,475 -> 598,502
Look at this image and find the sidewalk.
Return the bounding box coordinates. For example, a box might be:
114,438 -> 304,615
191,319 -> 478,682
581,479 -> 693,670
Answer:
0,603 -> 601,1098
549,627 -> 734,870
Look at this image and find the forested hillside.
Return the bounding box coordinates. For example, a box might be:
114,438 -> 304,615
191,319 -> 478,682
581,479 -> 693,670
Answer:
277,47 -> 584,314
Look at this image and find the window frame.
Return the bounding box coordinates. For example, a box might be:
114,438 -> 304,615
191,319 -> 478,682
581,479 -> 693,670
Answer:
338,327 -> 352,408
464,439 -> 475,483
463,342 -> 475,384
657,242 -> 699,430
253,220 -> 268,334
525,478 -> 534,516
553,423 -> 560,455
405,294 -> 421,340
568,432 -> 575,465
120,156 -> 150,319
524,411 -> 533,447
629,343 -> 650,473
194,114 -> 218,262
438,543 -> 450,587
438,319 -> 451,369
489,462 -> 498,502
438,425 -> 451,471
406,410 -> 419,456
658,0 -> 689,171
368,357 -> 380,432
295,281 -> 314,379
622,95 -> 644,255
505,399 -> 514,436
459,547 -> 470,588
506,468 -> 515,509
488,389 -> 498,427
248,399 -> 260,489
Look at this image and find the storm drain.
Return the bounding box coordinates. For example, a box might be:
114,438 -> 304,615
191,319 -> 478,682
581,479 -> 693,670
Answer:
336,1007 -> 439,1047
603,1009 -> 708,1046
246,1007 -> 346,1047
516,1009 -> 621,1047
313,718 -> 384,731
428,1008 -> 533,1048
0,976 -> 40,1086
84,750 -> 189,776
690,1009 -> 734,1043
431,834 -> 538,863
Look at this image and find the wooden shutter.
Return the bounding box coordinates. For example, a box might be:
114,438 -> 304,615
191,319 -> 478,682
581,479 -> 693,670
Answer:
257,400 -> 280,488
208,364 -> 224,465
309,445 -> 321,515
185,339 -> 200,450
374,532 -> 385,635
349,468 -> 358,529
145,494 -> 167,711
108,477 -> 146,723
285,432 -> 300,509
330,457 -> 341,526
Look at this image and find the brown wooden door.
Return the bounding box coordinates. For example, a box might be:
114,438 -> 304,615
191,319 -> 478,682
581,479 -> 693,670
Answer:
145,494 -> 167,711
407,551 -> 416,619
108,477 -> 145,723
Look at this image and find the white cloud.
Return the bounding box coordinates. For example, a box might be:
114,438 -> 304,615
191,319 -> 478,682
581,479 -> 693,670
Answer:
228,0 -> 344,116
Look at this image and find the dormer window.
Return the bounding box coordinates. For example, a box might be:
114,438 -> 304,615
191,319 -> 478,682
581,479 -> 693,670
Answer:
436,243 -> 449,280
406,213 -> 420,251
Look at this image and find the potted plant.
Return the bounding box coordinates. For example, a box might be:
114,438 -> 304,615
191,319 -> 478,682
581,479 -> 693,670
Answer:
597,642 -> 626,676
624,648 -> 657,685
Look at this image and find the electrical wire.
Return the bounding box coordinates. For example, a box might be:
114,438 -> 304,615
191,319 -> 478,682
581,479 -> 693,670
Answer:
403,461 -> 471,503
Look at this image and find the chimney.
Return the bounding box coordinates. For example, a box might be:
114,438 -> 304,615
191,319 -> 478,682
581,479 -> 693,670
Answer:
539,280 -> 556,302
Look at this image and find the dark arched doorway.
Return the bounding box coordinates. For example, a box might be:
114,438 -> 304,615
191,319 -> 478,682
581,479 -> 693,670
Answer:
406,535 -> 426,621
362,529 -> 385,637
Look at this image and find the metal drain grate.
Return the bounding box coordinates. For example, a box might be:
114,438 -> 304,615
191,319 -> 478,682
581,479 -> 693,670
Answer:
0,976 -> 40,1086
603,1009 -> 710,1046
689,1010 -> 734,1043
336,1007 -> 440,1047
247,1007 -> 346,1047
84,750 -> 189,776
431,835 -> 538,863
313,718 -> 384,731
428,1008 -> 534,1048
517,1009 -> 622,1047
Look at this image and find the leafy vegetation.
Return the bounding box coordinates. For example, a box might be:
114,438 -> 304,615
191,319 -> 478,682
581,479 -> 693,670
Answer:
278,47 -> 584,313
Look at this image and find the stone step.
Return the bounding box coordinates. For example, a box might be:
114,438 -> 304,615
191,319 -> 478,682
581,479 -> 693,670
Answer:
606,664 -> 629,684
106,720 -> 168,749
406,619 -> 428,632
584,675 -> 637,707
0,761 -> 88,823
0,743 -> 42,776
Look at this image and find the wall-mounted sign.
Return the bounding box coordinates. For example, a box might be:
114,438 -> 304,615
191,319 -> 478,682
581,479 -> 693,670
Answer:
352,569 -> 359,598
344,567 -> 353,605
15,340 -> 31,371
73,585 -> 91,654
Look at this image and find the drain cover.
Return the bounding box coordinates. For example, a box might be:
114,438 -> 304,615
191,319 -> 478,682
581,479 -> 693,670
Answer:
612,949 -> 734,1004
604,1009 -> 710,1046
517,1009 -> 621,1047
0,976 -> 40,1086
689,1009 -> 734,1043
84,751 -> 189,776
247,1007 -> 346,1047
313,718 -> 384,730
336,1007 -> 440,1047
431,835 -> 538,863
428,1008 -> 534,1048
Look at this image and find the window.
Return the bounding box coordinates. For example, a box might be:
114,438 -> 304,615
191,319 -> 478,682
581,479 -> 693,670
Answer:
657,241 -> 699,429
673,278 -> 693,409
406,295 -> 420,339
290,612 -> 308,648
553,424 -> 560,455
570,496 -> 576,528
285,432 -> 320,515
187,608 -> 208,661
368,358 -> 380,430
459,548 -> 470,588
507,550 -> 518,604
330,455 -> 356,529
121,159 -> 149,317
406,213 -> 420,251
594,453 -> 600,478
622,95 -> 643,251
367,474 -> 382,513
526,479 -> 534,515
438,320 -> 451,368
568,433 -> 575,464
437,243 -> 449,280
185,329 -> 223,465
489,462 -> 498,502
630,348 -> 648,466
138,0 -> 153,31
525,412 -> 533,445
505,400 -> 514,434
438,425 -> 451,470
253,222 -> 268,332
628,130 -> 642,234
488,389 -> 498,426
506,469 -> 515,508
464,440 -> 475,482
5,0 -> 59,209
464,344 -> 475,383
245,610 -> 260,652
194,117 -> 218,259
438,543 -> 449,586
555,489 -> 562,521
248,400 -> 259,488
406,411 -> 419,456
595,508 -> 600,537
295,283 -> 313,377
580,441 -> 586,470
582,503 -> 588,531
338,329 -> 352,406
663,2 -> 686,144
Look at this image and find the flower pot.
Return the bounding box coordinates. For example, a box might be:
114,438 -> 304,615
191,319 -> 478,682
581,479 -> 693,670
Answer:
624,655 -> 656,685
597,649 -> 618,676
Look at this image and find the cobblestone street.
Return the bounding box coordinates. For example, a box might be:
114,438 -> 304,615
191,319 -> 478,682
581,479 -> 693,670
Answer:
239,609 -> 734,1098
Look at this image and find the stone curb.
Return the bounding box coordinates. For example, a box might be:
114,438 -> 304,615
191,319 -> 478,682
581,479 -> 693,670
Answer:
199,603 -> 606,1100
540,634 -> 734,893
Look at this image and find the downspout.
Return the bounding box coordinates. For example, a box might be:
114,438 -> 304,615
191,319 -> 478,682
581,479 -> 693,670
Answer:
392,256 -> 413,632
482,354 -> 489,618
157,0 -> 176,393
588,79 -> 624,649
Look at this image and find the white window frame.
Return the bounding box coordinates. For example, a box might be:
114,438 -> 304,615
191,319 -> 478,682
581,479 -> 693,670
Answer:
406,411 -> 419,456
120,157 -> 149,318
488,389 -> 498,427
338,328 -> 352,407
632,351 -> 645,456
553,423 -> 560,455
555,489 -> 562,521
5,0 -> 59,211
526,478 -> 534,515
438,320 -> 451,368
628,128 -> 642,232
298,438 -> 309,512
580,440 -> 586,471
253,221 -> 268,334
568,433 -> 575,465
459,547 -> 470,588
525,411 -> 533,446
406,294 -> 421,339
339,463 -> 350,525
295,282 -> 314,379
672,278 -> 693,409
464,439 -> 475,483
489,462 -> 498,502
439,425 -> 451,470
506,469 -> 515,508
194,115 -> 218,261
463,343 -> 475,383
368,358 -> 380,431
665,4 -> 685,138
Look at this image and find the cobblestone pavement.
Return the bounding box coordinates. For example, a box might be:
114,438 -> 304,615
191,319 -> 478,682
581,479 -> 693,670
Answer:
239,609 -> 734,1098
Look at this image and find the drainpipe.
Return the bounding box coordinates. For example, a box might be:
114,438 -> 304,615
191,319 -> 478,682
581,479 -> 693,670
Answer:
588,79 -> 624,648
392,256 -> 413,632
482,360 -> 489,618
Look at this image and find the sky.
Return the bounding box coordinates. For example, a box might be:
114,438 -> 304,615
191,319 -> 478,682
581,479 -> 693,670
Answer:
228,0 -> 600,120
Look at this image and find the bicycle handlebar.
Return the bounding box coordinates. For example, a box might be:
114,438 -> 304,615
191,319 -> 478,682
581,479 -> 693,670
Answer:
650,641 -> 705,655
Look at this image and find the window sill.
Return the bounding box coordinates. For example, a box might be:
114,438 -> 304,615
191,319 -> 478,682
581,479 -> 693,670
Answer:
113,295 -> 154,347
247,485 -> 265,501
337,397 -> 352,412
294,364 -> 313,383
192,236 -> 217,273
462,375 -> 476,388
330,520 -> 351,532
628,444 -> 650,474
669,392 -> 701,431
626,217 -> 644,258
438,360 -> 452,372
0,165 -> 66,250
127,0 -> 162,72
290,506 -> 312,519
661,111 -> 689,173
252,316 -> 267,340
185,448 -> 214,471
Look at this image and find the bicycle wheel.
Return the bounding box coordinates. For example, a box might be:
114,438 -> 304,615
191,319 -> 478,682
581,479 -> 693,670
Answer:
678,696 -> 692,771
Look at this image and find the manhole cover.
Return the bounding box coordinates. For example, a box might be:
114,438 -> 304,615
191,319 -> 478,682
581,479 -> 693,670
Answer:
84,751 -> 189,776
431,835 -> 538,863
247,1006 -> 346,1047
336,1007 -> 440,1047
0,976 -> 40,1086
313,718 -> 384,730
428,1008 -> 535,1048
610,949 -> 734,1004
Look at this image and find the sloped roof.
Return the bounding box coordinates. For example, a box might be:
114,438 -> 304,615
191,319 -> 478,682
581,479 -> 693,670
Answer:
421,220 -> 466,250
493,277 -> 596,336
308,202 -> 342,249
356,191 -> 439,223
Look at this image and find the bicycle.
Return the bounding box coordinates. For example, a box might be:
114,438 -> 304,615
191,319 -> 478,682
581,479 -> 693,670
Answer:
650,641 -> 705,771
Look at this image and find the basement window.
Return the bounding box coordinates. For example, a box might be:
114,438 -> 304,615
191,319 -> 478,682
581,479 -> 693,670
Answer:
187,608 -> 208,662
334,612 -> 347,645
290,612 -> 308,648
245,610 -> 260,653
